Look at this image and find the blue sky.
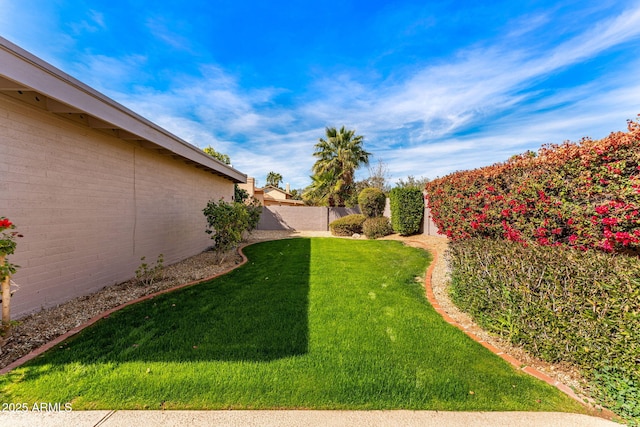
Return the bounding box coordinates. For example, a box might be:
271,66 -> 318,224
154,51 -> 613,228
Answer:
1,1 -> 640,189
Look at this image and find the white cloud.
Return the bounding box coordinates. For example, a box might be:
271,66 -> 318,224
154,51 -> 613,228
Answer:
69,10 -> 107,35
145,16 -> 197,53
12,2 -> 637,189
71,54 -> 150,93
287,4 -> 640,185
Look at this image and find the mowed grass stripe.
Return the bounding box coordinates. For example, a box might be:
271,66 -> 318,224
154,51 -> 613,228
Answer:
0,238 -> 585,412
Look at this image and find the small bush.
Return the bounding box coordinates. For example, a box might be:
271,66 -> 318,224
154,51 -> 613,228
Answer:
363,216 -> 393,239
203,198 -> 262,259
358,188 -> 386,218
389,187 -> 424,236
245,197 -> 262,232
329,214 -> 365,236
135,254 -> 164,286
591,367 -> 640,425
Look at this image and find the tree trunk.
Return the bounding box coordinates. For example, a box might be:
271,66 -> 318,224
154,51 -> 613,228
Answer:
0,254 -> 10,329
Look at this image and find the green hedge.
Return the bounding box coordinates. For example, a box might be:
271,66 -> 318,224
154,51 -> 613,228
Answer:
449,237 -> 640,371
448,237 -> 640,420
389,187 -> 424,236
358,188 -> 386,218
363,216 -> 393,239
329,214 -> 366,236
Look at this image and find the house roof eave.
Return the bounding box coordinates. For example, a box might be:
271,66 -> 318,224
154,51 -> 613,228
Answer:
0,36 -> 246,184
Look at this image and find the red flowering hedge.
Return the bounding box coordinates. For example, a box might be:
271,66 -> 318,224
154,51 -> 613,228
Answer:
426,117 -> 640,421
425,116 -> 640,253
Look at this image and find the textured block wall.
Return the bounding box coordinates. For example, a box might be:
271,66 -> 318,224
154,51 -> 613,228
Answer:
0,94 -> 233,317
257,202 -> 440,236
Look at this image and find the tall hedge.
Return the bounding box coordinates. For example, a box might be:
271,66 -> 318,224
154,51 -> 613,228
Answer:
389,187 -> 424,236
425,117 -> 640,253
426,117 -> 640,422
449,238 -> 640,372
449,237 -> 640,422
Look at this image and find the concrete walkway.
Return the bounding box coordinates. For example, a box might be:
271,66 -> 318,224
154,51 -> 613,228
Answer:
0,410 -> 620,427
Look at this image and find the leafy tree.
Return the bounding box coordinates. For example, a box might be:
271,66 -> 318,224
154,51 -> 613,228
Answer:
309,126 -> 370,206
396,175 -> 430,189
303,171 -> 342,206
360,160 -> 391,193
289,188 -> 303,200
203,145 -> 231,165
266,171 -> 283,188
351,160 -> 391,206
234,185 -> 249,203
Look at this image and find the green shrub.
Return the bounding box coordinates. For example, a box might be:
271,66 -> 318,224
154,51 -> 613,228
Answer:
363,216 -> 393,239
203,198 -> 262,258
591,367 -> 640,425
389,187 -> 424,236
135,254 -> 164,286
245,197 -> 262,232
448,237 -> 640,421
329,214 -> 365,236
358,188 -> 386,218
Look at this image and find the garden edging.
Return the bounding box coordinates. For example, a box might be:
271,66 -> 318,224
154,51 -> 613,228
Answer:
406,238 -> 616,421
0,245 -> 251,376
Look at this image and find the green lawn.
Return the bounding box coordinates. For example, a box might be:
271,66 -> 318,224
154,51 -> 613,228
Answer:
0,238 -> 586,412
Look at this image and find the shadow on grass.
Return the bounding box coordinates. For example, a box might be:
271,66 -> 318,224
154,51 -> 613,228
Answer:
28,239 -> 311,366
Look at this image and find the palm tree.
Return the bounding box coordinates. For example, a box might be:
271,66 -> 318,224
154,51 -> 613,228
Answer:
310,126 -> 370,206
266,171 -> 283,189
303,170 -> 343,207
